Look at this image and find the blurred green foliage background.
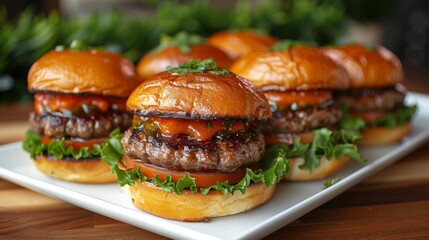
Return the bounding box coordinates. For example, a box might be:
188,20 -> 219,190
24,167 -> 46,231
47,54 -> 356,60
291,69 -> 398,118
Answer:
0,0 -> 386,103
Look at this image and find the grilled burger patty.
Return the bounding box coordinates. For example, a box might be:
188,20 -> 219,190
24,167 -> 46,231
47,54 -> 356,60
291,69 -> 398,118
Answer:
29,111 -> 131,139
336,87 -> 405,112
263,103 -> 342,134
121,128 -> 265,172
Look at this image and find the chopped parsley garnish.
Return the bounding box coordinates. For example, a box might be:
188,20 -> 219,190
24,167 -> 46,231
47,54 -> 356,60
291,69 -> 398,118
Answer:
166,58 -> 228,76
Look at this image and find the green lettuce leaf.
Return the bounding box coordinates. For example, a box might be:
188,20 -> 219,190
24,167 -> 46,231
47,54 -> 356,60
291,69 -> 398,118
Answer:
101,129 -> 289,196
267,128 -> 365,174
22,130 -> 101,160
369,104 -> 417,128
338,106 -> 366,132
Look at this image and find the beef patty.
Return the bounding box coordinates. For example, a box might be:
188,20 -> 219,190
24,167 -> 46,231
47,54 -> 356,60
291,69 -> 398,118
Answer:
29,111 -> 131,139
121,128 -> 265,172
263,103 -> 342,135
335,86 -> 405,112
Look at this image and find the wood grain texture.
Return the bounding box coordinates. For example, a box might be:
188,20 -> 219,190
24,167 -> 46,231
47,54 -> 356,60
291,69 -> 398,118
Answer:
0,68 -> 429,239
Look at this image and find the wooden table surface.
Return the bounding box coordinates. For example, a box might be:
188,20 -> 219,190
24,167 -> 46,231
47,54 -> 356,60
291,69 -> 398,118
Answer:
1,66 -> 429,239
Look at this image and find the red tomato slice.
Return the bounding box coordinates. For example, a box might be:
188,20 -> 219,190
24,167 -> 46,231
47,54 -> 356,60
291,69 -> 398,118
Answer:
121,157 -> 249,188
41,136 -> 105,151
351,111 -> 386,123
34,93 -> 127,114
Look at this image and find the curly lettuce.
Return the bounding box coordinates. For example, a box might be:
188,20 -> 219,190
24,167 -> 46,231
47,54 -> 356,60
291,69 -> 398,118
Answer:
22,130 -> 101,160
369,104 -> 417,128
267,128 -> 365,173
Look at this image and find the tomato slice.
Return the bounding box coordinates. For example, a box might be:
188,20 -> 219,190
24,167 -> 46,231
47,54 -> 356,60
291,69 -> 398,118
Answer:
265,90 -> 332,108
41,136 -> 105,151
34,93 -> 127,114
265,132 -> 313,145
121,156 -> 249,188
351,111 -> 386,123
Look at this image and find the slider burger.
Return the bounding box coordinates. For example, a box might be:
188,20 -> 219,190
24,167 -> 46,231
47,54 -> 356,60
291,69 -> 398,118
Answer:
207,30 -> 278,60
136,32 -> 232,79
23,41 -> 141,183
323,44 -> 417,145
230,41 -> 364,181
102,59 -> 287,221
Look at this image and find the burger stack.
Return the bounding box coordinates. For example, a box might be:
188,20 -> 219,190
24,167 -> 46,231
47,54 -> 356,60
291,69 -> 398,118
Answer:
23,41 -> 142,183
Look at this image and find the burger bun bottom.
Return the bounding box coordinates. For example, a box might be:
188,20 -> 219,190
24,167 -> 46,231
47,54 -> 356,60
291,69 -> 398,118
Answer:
34,155 -> 116,183
357,122 -> 412,146
127,181 -> 277,222
283,156 -> 349,181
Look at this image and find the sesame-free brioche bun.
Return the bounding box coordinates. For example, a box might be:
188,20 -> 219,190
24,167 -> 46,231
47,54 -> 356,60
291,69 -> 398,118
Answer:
230,46 -> 349,91
34,155 -> 116,183
357,122 -> 412,146
28,49 -> 141,97
207,30 -> 278,60
127,181 -> 276,222
323,45 -> 403,88
283,156 -> 349,181
127,71 -> 272,120
136,44 -> 233,79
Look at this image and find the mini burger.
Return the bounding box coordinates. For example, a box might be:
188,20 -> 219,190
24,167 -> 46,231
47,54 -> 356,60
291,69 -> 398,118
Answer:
207,30 -> 278,60
23,41 -> 142,183
230,41 -> 364,181
101,59 -> 287,221
323,44 -> 417,146
136,32 -> 232,79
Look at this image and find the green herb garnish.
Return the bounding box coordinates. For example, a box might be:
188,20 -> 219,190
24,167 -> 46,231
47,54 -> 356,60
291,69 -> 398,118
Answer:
101,129 -> 288,195
364,44 -> 376,51
206,121 -> 212,129
55,39 -> 100,52
22,130 -> 101,160
324,177 -> 341,188
270,39 -> 310,51
166,58 -> 228,76
151,31 -> 205,54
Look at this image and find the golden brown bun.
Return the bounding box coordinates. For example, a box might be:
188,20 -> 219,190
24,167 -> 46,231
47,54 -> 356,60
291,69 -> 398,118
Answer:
230,46 -> 349,91
28,50 -> 141,97
127,71 -> 272,120
283,156 -> 349,181
127,181 -> 276,221
357,122 -> 412,146
136,44 -> 233,80
34,155 -> 116,183
323,45 -> 403,88
207,30 -> 278,60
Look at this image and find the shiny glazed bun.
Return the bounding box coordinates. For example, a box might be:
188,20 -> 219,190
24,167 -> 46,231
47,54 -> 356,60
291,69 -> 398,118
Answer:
127,181 -> 276,222
28,50 -> 142,97
136,44 -> 233,79
34,155 -> 116,183
323,45 -> 403,88
230,46 -> 349,91
127,71 -> 272,120
208,30 -> 278,60
283,156 -> 349,181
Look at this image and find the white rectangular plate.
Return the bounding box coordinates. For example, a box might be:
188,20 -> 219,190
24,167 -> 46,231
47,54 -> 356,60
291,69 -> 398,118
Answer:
1,92 -> 429,240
